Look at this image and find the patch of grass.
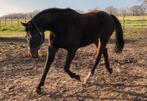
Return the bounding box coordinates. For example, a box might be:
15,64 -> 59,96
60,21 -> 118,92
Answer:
0,25 -> 24,32
0,31 -> 25,37
121,20 -> 147,29
118,16 -> 147,20
0,17 -> 146,37
118,16 -> 147,29
124,31 -> 144,40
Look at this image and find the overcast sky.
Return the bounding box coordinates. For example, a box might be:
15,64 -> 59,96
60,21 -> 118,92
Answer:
0,0 -> 141,17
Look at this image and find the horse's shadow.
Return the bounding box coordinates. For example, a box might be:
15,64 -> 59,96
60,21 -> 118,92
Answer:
41,80 -> 147,101
91,83 -> 147,100
109,38 -> 137,44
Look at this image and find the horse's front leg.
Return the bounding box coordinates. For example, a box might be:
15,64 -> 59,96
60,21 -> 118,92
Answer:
36,45 -> 58,94
64,49 -> 80,81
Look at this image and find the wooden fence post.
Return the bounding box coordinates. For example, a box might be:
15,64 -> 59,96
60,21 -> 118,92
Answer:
17,18 -> 19,25
4,18 -> 6,26
0,19 -> 1,28
11,18 -> 13,26
25,17 -> 27,23
122,15 -> 125,31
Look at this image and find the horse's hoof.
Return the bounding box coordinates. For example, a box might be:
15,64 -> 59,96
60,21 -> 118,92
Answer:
108,68 -> 113,74
74,75 -> 81,81
84,72 -> 92,84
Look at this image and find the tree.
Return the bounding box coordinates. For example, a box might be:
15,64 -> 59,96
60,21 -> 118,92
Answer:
119,9 -> 127,16
105,6 -> 118,15
130,5 -> 145,16
141,0 -> 147,14
0,10 -> 40,19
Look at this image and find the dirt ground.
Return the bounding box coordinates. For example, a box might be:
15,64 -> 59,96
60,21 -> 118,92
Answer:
0,29 -> 147,101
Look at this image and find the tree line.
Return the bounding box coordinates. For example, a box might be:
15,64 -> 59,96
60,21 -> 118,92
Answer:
0,0 -> 147,19
98,0 -> 147,16
0,10 -> 40,19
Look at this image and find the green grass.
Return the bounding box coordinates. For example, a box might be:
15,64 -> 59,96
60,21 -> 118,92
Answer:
0,25 -> 24,32
0,17 -> 146,37
0,18 -> 29,32
120,20 -> 147,29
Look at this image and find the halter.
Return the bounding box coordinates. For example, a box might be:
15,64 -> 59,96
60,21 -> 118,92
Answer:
28,21 -> 45,51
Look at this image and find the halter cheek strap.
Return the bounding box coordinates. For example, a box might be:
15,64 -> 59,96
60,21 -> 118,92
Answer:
26,21 -> 45,52
31,21 -> 45,44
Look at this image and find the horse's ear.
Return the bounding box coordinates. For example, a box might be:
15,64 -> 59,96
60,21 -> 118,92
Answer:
21,22 -> 27,27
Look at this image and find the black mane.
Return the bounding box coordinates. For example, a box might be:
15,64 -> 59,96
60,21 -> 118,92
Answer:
32,8 -> 79,21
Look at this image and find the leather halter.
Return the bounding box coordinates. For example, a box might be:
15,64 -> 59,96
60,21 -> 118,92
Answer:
28,21 -> 44,51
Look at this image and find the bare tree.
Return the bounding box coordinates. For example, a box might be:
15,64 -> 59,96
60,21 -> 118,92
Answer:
105,6 -> 118,15
130,5 -> 145,16
141,0 -> 147,14
119,9 -> 127,16
0,10 -> 40,19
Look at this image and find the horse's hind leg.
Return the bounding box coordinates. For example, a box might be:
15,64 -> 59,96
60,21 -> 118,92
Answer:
94,40 -> 99,54
64,49 -> 80,81
36,45 -> 58,94
103,48 -> 113,74
84,39 -> 103,83
94,40 -> 112,74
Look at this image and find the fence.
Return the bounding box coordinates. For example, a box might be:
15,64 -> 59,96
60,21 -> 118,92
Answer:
0,18 -> 29,26
119,16 -> 147,30
0,16 -> 147,31
0,18 -> 30,32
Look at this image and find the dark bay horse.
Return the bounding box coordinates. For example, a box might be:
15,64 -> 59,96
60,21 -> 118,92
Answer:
21,8 -> 124,94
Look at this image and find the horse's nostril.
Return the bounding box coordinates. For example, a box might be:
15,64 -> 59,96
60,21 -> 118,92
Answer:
28,51 -> 32,57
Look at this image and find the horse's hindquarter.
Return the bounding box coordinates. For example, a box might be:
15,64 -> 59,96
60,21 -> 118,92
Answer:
79,14 -> 101,47
80,11 -> 115,47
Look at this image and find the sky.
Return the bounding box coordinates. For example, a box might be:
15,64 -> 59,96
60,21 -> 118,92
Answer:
0,0 -> 141,17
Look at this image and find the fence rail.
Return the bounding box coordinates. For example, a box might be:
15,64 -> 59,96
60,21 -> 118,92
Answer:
0,18 -> 29,26
0,18 -> 30,32
0,16 -> 147,32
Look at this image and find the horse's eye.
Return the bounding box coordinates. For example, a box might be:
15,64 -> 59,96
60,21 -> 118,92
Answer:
28,25 -> 32,29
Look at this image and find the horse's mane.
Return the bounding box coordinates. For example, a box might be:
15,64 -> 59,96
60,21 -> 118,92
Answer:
32,8 -> 79,20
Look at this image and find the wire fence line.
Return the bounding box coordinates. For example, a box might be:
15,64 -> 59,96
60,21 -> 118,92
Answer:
119,16 -> 147,30
0,18 -> 29,27
0,16 -> 147,30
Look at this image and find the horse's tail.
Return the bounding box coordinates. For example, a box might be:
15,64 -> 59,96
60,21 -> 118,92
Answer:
111,14 -> 124,53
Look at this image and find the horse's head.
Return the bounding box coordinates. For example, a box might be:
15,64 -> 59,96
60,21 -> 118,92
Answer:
21,21 -> 44,58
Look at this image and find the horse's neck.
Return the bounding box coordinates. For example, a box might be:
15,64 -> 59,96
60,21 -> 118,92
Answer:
33,16 -> 48,31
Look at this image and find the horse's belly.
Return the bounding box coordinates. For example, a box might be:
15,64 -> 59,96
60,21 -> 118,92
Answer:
80,35 -> 98,47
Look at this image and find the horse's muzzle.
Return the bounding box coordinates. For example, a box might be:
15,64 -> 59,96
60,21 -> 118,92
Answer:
28,50 -> 39,58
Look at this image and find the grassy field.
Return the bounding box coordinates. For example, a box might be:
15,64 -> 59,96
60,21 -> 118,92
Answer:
0,16 -> 146,37
118,16 -> 147,29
